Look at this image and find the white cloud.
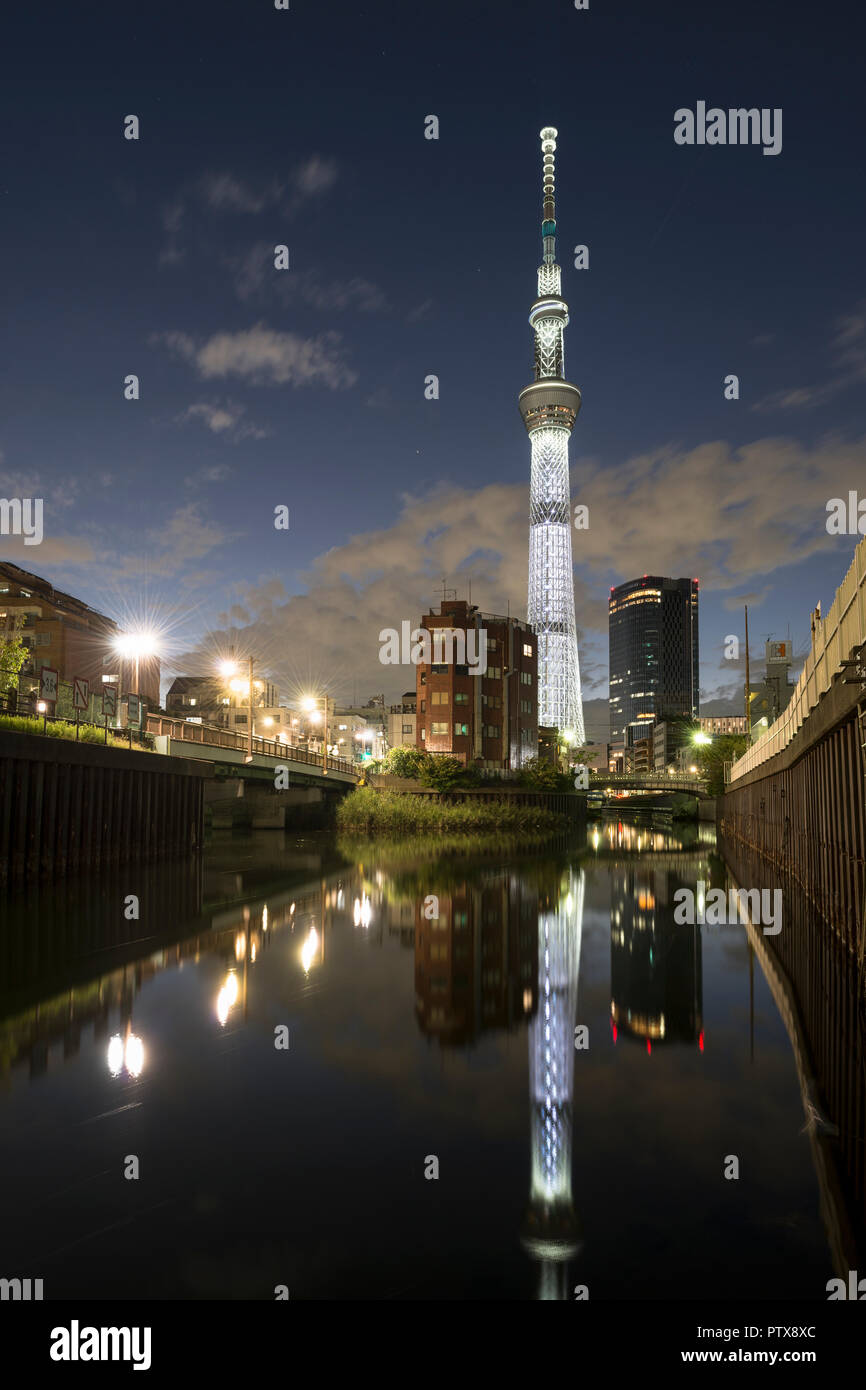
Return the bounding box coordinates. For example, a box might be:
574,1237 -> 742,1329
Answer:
179,400 -> 270,442
156,324 -> 357,389
169,432 -> 866,704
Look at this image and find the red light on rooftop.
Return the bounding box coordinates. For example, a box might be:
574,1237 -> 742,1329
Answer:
646,1039 -> 652,1056
698,1030 -> 704,1052
612,1023 -> 618,1044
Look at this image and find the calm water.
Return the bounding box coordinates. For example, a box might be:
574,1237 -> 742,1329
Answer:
1,817 -> 863,1300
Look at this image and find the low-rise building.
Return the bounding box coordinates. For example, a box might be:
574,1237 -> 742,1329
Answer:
699,715 -> 748,737
415,598 -> 538,770
387,691 -> 417,751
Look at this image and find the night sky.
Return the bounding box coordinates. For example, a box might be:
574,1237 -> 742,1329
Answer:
1,0 -> 863,726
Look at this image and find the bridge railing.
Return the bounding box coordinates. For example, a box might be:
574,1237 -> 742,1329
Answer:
146,714 -> 356,777
730,534 -> 866,782
591,771 -> 705,786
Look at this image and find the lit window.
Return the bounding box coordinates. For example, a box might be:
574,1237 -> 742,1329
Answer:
523,644 -> 532,657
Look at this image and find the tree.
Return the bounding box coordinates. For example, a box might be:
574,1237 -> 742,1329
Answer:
571,745 -> 598,766
423,755 -> 465,791
695,733 -> 750,797
382,745 -> 429,780
519,757 -> 562,790
0,616 -> 27,700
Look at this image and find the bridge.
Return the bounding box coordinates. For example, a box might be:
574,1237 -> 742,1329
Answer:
145,715 -> 359,829
589,770 -> 708,794
146,715 -> 359,786
723,535 -> 866,959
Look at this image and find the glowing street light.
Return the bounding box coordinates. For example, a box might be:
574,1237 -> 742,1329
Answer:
217,654 -> 256,760
302,694 -> 328,773
113,630 -> 160,700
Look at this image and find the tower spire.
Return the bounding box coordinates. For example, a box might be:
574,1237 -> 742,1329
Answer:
519,125 -> 586,749
540,126 -> 558,264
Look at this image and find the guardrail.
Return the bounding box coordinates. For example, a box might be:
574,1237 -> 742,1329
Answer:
146,714 -> 356,777
730,535 -> 866,782
592,767 -> 708,789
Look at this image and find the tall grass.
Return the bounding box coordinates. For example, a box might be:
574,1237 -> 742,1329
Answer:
0,713 -> 152,751
336,786 -> 565,835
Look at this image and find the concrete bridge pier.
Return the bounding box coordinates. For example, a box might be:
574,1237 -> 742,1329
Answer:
204,779 -> 341,830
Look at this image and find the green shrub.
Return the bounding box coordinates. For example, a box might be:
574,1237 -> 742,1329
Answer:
336,786 -> 565,835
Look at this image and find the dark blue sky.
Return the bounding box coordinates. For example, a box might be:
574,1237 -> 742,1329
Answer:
1,0 -> 863,712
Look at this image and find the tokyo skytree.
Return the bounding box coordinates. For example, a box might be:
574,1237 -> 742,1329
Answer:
519,127 -> 585,747
521,868 -> 585,1300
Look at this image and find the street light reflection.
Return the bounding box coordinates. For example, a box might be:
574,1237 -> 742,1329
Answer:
301,927 -> 320,975
217,970 -> 240,1026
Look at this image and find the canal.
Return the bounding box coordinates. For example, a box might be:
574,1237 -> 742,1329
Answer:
0,815 -> 863,1300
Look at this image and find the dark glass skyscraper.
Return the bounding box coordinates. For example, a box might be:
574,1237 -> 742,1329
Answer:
608,577 -> 699,744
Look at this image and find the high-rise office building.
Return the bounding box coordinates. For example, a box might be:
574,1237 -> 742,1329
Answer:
608,576 -> 699,745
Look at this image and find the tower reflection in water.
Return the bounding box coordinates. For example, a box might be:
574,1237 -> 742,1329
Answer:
413,861 -> 586,1299
521,868 -> 585,1300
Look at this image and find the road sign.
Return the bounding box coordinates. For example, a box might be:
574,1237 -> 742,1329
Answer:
127,694 -> 141,727
39,666 -> 58,702
72,677 -> 89,711
102,683 -> 118,718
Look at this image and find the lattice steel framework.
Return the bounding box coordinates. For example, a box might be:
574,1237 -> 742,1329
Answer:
519,127 -> 585,746
522,868 -> 585,1296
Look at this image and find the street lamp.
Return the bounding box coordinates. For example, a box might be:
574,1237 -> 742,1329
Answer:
113,631 -> 159,700
302,694 -> 328,773
219,655 -> 255,761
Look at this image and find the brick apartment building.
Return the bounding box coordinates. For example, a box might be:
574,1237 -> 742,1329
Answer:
415,598 -> 538,770
0,560 -> 159,705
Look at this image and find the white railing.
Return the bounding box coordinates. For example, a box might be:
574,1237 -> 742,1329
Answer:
729,534 -> 866,781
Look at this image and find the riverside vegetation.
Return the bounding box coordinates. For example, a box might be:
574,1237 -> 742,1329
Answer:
337,747 -> 578,835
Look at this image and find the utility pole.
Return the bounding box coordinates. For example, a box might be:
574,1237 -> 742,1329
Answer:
744,605 -> 751,739
248,655 -> 254,762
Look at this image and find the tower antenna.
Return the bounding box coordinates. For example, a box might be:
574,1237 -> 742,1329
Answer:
519,126 -> 585,749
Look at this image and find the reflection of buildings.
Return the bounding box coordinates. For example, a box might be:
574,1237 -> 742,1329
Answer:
609,865 -> 703,1049
521,868 -> 585,1300
414,876 -> 538,1045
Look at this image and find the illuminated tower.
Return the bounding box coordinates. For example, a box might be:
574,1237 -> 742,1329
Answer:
519,127 -> 585,746
521,867 -> 585,1300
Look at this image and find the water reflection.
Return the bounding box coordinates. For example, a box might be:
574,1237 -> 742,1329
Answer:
522,867 -> 584,1300
0,820 -> 862,1300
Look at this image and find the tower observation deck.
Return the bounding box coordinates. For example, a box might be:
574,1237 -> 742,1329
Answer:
520,127 -> 585,747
